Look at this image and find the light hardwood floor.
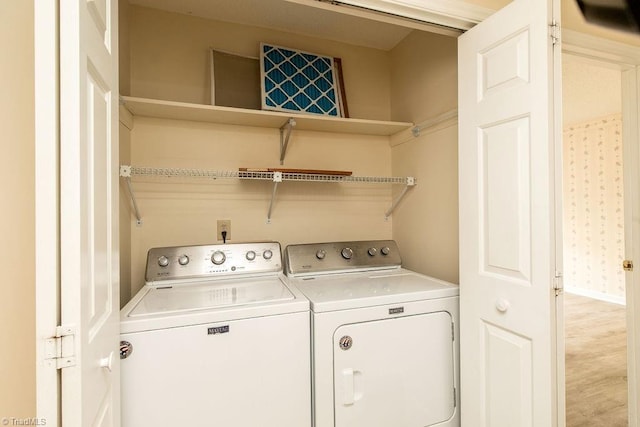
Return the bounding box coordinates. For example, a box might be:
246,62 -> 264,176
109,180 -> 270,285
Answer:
565,292 -> 628,426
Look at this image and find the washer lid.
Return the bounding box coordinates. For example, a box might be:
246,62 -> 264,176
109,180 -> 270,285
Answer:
127,277 -> 294,318
288,268 -> 458,312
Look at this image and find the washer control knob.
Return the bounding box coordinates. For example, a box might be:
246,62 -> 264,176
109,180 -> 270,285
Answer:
263,249 -> 273,260
367,247 -> 377,257
246,250 -> 256,261
211,250 -> 226,265
178,255 -> 189,266
381,246 -> 391,256
341,247 -> 354,260
316,250 -> 326,260
158,255 -> 170,267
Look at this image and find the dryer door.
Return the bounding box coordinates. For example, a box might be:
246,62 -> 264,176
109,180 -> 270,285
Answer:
333,311 -> 455,426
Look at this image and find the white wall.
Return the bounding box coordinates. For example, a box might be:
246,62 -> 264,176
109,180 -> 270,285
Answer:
562,115 -> 625,301
390,30 -> 459,284
0,1 -> 36,417
119,0 -> 131,97
120,121 -> 132,306
562,56 -> 622,125
562,55 -> 624,302
119,0 -> 133,307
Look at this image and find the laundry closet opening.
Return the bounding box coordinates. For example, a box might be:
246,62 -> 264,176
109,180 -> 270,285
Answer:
118,0 -> 461,304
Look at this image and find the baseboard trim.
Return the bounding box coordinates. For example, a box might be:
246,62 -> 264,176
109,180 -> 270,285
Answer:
565,286 -> 626,306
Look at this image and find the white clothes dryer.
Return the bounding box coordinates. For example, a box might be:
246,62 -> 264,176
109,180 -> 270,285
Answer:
284,240 -> 459,427
120,242 -> 311,427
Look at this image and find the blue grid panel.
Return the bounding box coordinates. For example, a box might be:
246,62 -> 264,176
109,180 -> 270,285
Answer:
260,43 -> 340,117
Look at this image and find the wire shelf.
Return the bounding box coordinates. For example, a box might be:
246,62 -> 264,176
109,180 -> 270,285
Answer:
127,166 -> 414,185
120,165 -> 416,224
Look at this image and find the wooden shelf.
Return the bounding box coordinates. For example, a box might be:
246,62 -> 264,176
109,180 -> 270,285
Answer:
120,96 -> 413,136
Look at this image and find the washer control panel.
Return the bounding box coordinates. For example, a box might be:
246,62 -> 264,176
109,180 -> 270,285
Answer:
284,240 -> 401,276
145,241 -> 282,283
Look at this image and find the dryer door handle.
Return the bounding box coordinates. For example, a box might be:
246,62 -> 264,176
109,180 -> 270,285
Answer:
342,368 -> 355,406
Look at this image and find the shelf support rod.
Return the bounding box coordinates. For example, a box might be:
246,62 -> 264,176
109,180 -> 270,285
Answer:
120,165 -> 143,226
411,109 -> 458,137
384,177 -> 416,219
266,172 -> 283,223
279,118 -> 297,165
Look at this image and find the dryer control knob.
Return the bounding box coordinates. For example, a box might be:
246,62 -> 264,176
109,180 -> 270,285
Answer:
178,255 -> 189,266
381,246 -> 391,256
316,250 -> 326,260
341,247 -> 354,260
263,249 -> 273,260
158,255 -> 170,267
211,250 -> 226,265
246,250 -> 256,261
367,247 -> 377,256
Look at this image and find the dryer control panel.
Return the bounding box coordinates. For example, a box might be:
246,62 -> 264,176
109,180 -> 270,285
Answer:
284,240 -> 401,276
145,241 -> 282,283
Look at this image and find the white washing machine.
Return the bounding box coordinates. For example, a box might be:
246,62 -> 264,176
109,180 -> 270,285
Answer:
284,240 -> 459,427
120,242 -> 311,427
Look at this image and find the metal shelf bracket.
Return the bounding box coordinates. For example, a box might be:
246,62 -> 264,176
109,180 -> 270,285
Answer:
119,165 -> 143,226
384,176 -> 416,219
266,172 -> 283,224
279,118 -> 297,165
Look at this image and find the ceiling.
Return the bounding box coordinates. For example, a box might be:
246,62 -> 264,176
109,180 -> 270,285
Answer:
128,0 -> 415,50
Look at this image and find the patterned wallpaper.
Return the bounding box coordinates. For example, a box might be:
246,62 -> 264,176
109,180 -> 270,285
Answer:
563,114 -> 625,299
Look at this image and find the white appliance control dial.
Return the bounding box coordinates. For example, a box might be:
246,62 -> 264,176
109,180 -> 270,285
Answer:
246,250 -> 256,261
367,247 -> 377,256
341,247 -> 354,260
211,250 -> 226,265
178,255 -> 189,266
263,249 -> 273,260
381,246 -> 390,256
158,255 -> 170,267
316,250 -> 326,260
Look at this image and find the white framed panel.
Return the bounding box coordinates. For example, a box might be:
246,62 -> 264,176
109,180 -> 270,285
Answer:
481,322 -> 533,427
85,63 -> 114,342
480,116 -> 532,283
479,29 -> 530,101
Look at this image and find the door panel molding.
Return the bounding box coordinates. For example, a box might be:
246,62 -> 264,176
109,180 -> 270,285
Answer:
481,322 -> 533,426
480,116 -> 532,282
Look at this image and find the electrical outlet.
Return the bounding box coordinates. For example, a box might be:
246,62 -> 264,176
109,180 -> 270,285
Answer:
217,220 -> 231,241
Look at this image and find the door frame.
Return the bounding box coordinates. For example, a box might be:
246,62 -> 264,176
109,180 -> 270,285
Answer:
562,28 -> 640,427
35,0 -> 60,425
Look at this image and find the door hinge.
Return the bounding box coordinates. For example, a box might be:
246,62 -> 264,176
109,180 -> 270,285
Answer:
623,259 -> 634,271
550,20 -> 561,46
44,325 -> 77,369
554,271 -> 563,296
